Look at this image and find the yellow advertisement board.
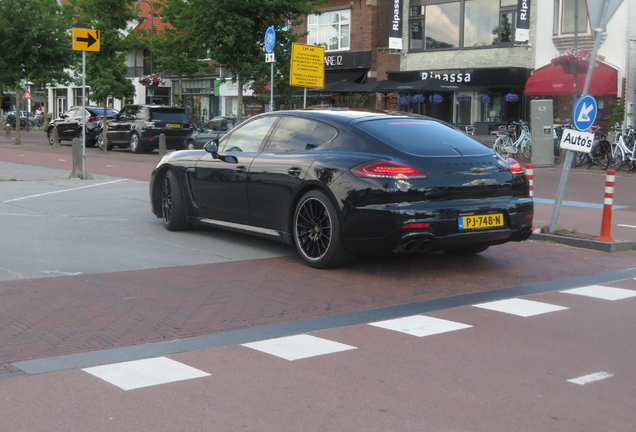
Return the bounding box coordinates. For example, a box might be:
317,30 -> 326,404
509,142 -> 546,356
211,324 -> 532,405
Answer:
290,43 -> 325,89
72,28 -> 100,52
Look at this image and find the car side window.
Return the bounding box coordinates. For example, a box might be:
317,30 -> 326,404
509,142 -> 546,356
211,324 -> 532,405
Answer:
220,116 -> 278,153
117,107 -> 131,120
265,117 -> 337,152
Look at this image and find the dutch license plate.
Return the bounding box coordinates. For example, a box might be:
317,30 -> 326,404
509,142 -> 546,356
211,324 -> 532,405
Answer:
459,213 -> 504,230
168,123 -> 181,128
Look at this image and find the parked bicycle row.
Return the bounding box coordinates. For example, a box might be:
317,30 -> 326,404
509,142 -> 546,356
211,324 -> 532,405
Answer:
554,123 -> 636,172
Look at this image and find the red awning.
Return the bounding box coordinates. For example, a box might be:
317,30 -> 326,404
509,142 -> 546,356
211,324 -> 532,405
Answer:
525,63 -> 617,96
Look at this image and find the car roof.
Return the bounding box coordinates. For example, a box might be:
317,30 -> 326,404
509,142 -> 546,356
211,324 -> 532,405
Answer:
260,108 -> 439,127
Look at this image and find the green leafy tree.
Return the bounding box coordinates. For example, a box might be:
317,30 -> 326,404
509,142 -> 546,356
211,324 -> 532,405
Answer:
66,0 -> 137,152
0,0 -> 76,144
186,0 -> 319,121
154,0 -> 214,107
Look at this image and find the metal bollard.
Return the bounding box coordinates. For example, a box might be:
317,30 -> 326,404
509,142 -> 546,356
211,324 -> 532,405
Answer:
159,133 -> 166,158
70,138 -> 83,178
52,126 -> 60,147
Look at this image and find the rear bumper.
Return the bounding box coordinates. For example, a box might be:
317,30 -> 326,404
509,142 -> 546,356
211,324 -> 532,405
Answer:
342,197 -> 534,254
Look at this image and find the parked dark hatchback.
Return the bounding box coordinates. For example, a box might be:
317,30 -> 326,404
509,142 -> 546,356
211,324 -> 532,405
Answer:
48,107 -> 118,146
105,105 -> 194,153
184,116 -> 239,149
149,109 -> 533,268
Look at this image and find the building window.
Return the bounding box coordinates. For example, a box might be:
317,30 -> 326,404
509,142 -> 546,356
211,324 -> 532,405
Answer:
556,0 -> 589,35
409,0 -> 517,51
307,10 -> 350,51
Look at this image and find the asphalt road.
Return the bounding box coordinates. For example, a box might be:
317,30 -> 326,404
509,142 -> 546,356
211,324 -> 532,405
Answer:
1,134 -> 636,431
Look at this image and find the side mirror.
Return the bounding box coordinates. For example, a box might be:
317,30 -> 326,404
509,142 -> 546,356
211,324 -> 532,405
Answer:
203,139 -> 219,154
204,139 -> 238,164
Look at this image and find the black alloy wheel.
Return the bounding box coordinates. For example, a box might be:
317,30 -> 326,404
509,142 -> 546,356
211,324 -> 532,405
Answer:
186,140 -> 196,150
161,170 -> 190,231
293,190 -> 356,269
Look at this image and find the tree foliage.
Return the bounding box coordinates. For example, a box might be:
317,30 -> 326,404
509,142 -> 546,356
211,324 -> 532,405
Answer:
66,0 -> 137,105
0,0 -> 76,88
0,0 -> 77,143
154,0 -> 215,106
185,0 -> 320,120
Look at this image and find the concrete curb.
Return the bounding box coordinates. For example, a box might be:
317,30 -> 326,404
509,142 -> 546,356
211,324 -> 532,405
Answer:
530,232 -> 636,253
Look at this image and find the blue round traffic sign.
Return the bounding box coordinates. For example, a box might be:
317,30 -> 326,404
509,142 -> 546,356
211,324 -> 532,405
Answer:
572,94 -> 597,131
264,27 -> 276,53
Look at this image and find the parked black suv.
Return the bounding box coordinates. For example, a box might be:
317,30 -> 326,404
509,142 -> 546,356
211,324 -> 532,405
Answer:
105,105 -> 194,153
48,107 -> 118,146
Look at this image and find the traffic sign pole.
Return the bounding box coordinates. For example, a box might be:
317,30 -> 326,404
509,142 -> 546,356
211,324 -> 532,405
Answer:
264,27 -> 276,112
82,50 -> 86,179
549,95 -> 598,232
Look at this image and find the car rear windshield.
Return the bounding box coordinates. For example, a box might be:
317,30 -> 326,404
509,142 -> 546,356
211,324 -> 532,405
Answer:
356,119 -> 491,156
149,108 -> 190,123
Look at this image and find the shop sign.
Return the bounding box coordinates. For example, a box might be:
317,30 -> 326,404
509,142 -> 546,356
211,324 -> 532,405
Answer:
515,0 -> 530,42
388,0 -> 402,50
421,71 -> 471,83
324,51 -> 371,70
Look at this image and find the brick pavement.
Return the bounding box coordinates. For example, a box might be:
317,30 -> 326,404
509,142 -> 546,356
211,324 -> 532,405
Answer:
0,241 -> 634,375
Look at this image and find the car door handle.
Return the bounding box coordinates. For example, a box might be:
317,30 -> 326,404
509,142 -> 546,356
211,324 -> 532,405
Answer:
235,166 -> 248,174
288,167 -> 302,177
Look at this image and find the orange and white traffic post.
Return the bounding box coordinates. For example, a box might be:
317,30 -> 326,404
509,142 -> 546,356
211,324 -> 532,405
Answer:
525,164 -> 534,199
596,169 -> 616,242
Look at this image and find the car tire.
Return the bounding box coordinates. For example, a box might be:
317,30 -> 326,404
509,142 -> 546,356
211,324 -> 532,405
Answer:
129,131 -> 144,153
47,128 -> 55,145
444,243 -> 490,256
293,189 -> 356,269
97,134 -> 113,151
161,170 -> 191,231
186,140 -> 196,150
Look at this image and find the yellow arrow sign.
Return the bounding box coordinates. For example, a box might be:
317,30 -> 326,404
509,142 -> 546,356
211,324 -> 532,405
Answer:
73,28 -> 100,51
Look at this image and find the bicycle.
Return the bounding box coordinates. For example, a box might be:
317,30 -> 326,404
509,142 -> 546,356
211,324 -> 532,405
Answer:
574,125 -> 610,169
553,123 -> 571,164
493,120 -> 532,159
606,124 -> 636,171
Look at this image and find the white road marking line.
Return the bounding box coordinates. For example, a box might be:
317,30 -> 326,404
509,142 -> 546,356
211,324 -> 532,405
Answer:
83,357 -> 210,391
473,298 -> 568,317
2,179 -> 127,203
568,372 -> 614,385
242,334 -> 356,361
561,285 -> 636,301
369,315 -> 472,337
617,224 -> 636,229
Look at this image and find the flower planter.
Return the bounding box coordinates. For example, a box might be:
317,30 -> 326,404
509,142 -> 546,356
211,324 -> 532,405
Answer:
561,61 -> 588,74
146,83 -> 160,89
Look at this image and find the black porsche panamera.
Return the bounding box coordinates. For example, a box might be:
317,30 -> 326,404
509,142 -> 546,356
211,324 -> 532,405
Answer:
149,109 -> 533,268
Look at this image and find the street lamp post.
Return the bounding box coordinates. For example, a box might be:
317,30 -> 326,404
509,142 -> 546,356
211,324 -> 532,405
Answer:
134,0 -> 154,102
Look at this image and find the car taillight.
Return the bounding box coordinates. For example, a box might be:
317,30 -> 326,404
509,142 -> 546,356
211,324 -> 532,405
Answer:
89,118 -> 102,124
145,121 -> 155,127
508,157 -> 524,175
350,161 -> 428,179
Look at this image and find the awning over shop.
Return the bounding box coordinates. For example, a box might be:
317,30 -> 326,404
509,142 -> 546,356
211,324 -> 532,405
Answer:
324,70 -> 368,84
524,63 -> 617,96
